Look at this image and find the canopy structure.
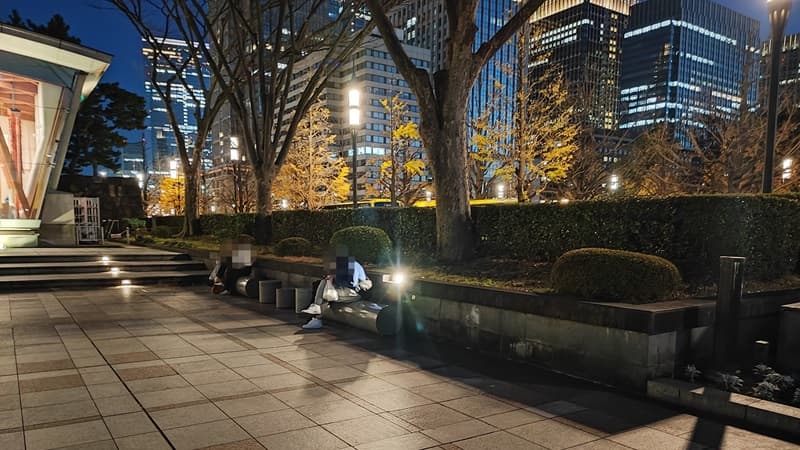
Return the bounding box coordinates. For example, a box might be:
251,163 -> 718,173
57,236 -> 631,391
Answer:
0,25 -> 111,247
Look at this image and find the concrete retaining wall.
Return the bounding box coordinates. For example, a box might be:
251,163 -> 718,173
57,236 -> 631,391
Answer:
147,250 -> 800,390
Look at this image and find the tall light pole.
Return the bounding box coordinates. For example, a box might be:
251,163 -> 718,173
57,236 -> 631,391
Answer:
230,136 -> 240,214
764,0 -> 792,193
348,87 -> 361,209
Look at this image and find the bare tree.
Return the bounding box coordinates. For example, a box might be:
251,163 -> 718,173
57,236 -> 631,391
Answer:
617,124 -> 703,196
191,0 -> 378,241
108,0 -> 229,236
210,164 -> 257,213
366,0 -> 545,262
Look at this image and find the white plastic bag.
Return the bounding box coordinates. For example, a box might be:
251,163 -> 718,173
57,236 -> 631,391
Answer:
358,278 -> 373,291
322,279 -> 339,302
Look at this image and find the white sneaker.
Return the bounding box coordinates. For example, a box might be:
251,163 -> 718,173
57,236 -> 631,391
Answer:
302,318 -> 323,329
301,304 -> 322,315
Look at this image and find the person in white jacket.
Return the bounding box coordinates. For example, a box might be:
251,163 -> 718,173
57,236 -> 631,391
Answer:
301,253 -> 371,329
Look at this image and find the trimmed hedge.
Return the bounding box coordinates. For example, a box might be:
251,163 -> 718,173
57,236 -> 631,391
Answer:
551,248 -> 682,303
473,195 -> 800,281
151,195 -> 800,282
198,214 -> 256,241
151,226 -> 178,238
274,237 -> 313,256
272,207 -> 435,256
329,226 -> 393,264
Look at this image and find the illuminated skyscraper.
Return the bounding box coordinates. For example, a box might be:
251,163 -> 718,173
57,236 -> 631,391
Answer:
142,38 -> 211,173
760,33 -> 800,102
529,0 -> 630,130
390,0 -> 519,128
618,0 -> 760,147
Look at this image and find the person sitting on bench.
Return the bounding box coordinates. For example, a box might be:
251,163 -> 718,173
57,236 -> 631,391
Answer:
209,240 -> 253,294
301,250 -> 371,329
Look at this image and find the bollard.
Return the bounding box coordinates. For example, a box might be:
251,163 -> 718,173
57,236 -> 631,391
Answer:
295,288 -> 313,313
258,280 -> 281,304
276,288 -> 295,309
236,277 -> 261,298
753,340 -> 770,365
713,256 -> 745,369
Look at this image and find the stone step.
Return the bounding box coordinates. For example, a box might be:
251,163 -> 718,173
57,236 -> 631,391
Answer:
0,260 -> 206,276
0,252 -> 191,264
0,270 -> 210,290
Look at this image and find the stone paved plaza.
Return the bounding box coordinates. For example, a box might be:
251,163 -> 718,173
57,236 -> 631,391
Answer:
0,285 -> 796,450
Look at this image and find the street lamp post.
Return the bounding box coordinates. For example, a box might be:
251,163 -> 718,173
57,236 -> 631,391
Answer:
348,88 -> 361,210
764,0 -> 792,193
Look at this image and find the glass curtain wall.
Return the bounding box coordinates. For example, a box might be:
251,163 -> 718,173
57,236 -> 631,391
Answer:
0,71 -> 66,220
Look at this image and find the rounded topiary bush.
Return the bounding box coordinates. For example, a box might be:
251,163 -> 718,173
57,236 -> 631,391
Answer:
274,237 -> 313,257
329,226 -> 392,264
551,248 -> 682,303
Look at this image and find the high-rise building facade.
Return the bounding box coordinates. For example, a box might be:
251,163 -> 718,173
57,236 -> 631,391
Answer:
142,38 -> 211,173
618,0 -> 760,147
760,33 -> 800,101
390,1 -> 519,128
285,33 -> 431,200
529,0 -> 630,130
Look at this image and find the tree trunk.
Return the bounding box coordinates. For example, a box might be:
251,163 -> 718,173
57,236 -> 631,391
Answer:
254,165 -> 274,245
182,168 -> 199,236
423,100 -> 473,262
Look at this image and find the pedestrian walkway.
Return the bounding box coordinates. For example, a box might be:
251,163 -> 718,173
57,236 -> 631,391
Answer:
0,285 -> 796,449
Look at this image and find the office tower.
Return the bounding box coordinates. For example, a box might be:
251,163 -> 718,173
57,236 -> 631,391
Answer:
142,38 -> 211,173
119,138 -> 146,176
285,33 -> 431,201
618,0 -> 760,148
761,34 -> 800,102
390,1 -> 519,128
529,0 -> 630,130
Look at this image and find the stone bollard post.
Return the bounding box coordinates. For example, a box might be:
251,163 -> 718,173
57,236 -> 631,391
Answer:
258,280 -> 281,304
295,288 -> 313,313
276,288 -> 295,309
713,256 -> 745,369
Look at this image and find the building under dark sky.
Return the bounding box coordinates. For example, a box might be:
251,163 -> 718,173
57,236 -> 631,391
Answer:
529,0 -> 631,130
618,0 -> 761,148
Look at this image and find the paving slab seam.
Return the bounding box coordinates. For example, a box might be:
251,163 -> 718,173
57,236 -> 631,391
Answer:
63,321 -> 177,449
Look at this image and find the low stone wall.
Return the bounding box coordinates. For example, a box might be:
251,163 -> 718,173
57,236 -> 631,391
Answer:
253,257 -> 800,390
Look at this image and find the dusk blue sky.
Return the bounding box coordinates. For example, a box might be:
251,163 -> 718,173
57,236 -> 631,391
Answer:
3,0 -> 800,99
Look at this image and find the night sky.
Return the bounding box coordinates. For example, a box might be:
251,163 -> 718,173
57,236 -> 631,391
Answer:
3,0 -> 800,99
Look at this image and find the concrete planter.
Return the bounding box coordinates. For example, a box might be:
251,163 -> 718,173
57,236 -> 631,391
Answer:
647,378 -> 800,436
0,219 -> 41,248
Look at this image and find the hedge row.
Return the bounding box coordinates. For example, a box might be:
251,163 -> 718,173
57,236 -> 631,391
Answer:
271,207 -> 436,256
149,195 -> 800,281
473,195 -> 800,281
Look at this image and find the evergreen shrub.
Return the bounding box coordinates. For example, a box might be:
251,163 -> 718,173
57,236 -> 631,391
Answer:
551,248 -> 682,303
329,226 -> 393,264
274,237 -> 314,256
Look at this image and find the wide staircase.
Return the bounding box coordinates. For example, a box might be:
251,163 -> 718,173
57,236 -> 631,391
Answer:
0,245 -> 208,290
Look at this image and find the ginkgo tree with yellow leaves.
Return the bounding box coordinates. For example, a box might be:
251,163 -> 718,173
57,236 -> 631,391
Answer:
469,64 -> 579,203
158,176 -> 185,216
505,62 -> 579,202
368,94 -> 429,206
272,102 -> 350,209
469,80 -> 510,199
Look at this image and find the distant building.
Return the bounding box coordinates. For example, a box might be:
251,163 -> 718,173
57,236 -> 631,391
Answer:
529,0 -> 631,130
618,0 -> 760,148
142,37 -> 211,173
284,33 -> 431,201
119,138 -> 146,177
390,0 -> 519,133
760,33 -> 800,102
